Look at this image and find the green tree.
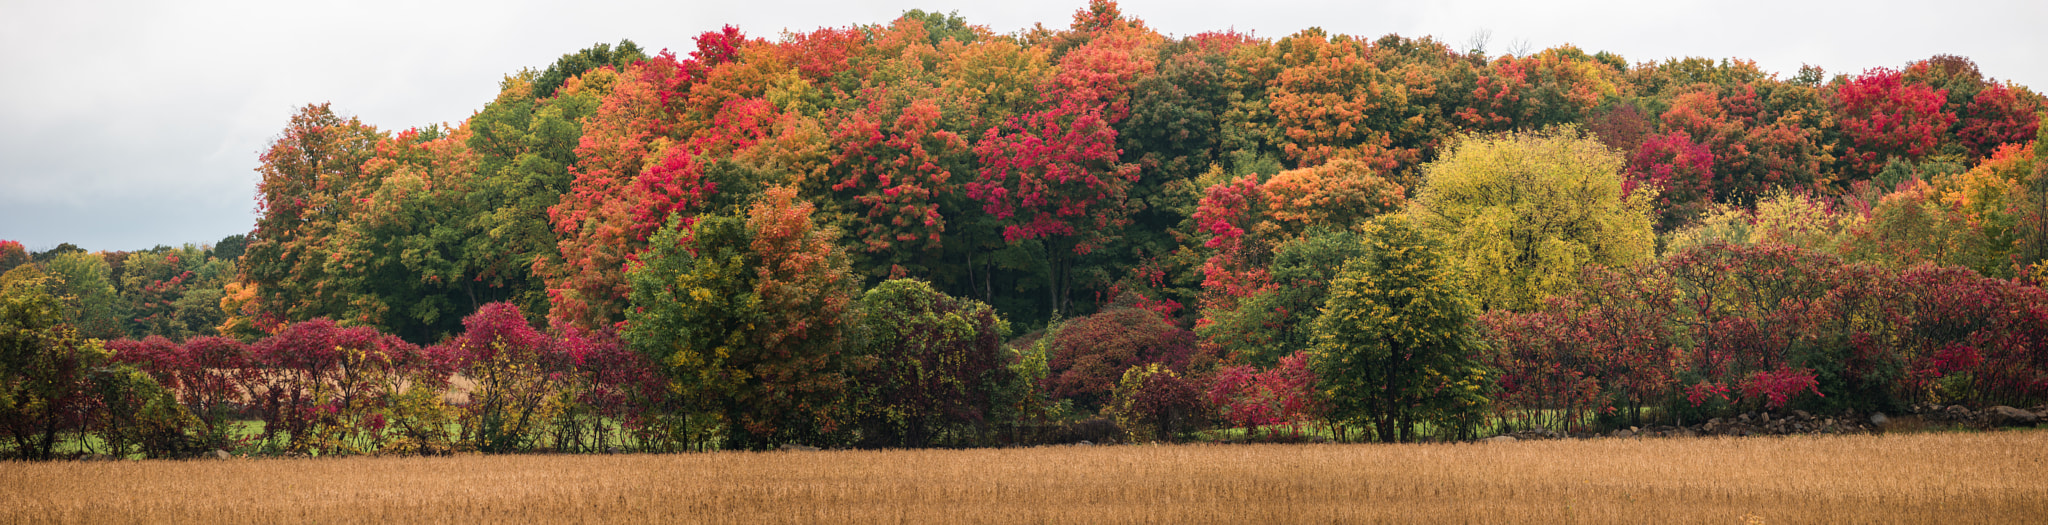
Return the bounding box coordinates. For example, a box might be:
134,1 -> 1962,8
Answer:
622,215 -> 755,450
0,273 -> 118,459
42,252 -> 124,340
1311,217 -> 1489,443
209,234 -> 247,262
851,278 -> 1010,447
530,40 -> 646,100
623,187 -> 859,450
1197,228 -> 1367,366
332,124 -> 486,342
1409,126 -> 1656,311
467,70 -> 606,324
898,9 -> 978,46
29,243 -> 82,265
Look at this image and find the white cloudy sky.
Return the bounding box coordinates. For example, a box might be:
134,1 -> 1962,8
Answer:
2,0 -> 2041,252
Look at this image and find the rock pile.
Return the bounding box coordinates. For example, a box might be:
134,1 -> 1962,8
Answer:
1686,410 -> 1878,437
1914,404 -> 2047,428
1482,404 -> 2048,443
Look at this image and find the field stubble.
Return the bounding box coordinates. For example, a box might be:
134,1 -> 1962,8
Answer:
3,430 -> 2043,524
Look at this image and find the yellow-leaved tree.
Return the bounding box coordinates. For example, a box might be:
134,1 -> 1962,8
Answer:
1408,126 -> 1656,311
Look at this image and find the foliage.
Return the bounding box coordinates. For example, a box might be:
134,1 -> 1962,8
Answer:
214,281 -> 271,341
1311,217 -> 1490,442
543,32 -> 759,330
118,245 -> 233,340
1105,363 -> 1208,442
967,59 -> 1148,250
624,186 -> 859,449
44,7 -> 2048,451
1197,229 -> 1368,366
1661,243 -> 1873,415
1266,29 -> 1409,173
1657,83 -> 1830,203
1189,160 -> 1404,358
1,275 -> 116,459
41,251 -> 125,340
1205,350 -> 1323,437
1478,240 -> 2048,425
1901,55 -> 2043,162
1410,126 -> 1657,311
0,241 -> 26,274
1042,308 -> 1198,412
1750,189 -> 1864,255
964,16 -> 1154,315
242,103 -> 386,328
1955,83 -> 2040,161
1852,180 -> 1998,274
531,40 -> 647,99
824,85 -> 975,265
1833,68 -> 1957,179
1626,131 -> 1717,230
1913,142 -> 2044,277
435,302 -> 564,453
104,335 -> 251,451
84,362 -> 198,459
1894,265 -> 2048,406
852,279 -> 1011,447
1260,159 -> 1408,233
248,318 -> 440,455
465,70 -> 604,326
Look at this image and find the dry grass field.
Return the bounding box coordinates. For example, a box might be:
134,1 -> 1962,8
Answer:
4,430 -> 2044,524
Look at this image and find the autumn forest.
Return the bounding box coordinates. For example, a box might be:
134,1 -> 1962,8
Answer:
4,1 -> 2046,458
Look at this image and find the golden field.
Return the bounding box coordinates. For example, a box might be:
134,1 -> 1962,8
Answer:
4,430 -> 2044,524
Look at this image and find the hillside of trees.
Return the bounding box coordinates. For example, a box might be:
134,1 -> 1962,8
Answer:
5,2 -> 2046,457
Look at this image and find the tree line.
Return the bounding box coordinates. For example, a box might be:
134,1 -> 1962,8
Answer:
4,1 -> 2046,458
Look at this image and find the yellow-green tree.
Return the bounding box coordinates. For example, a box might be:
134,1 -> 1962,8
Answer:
1310,217 -> 1489,443
623,187 -> 859,450
1408,126 -> 1656,311
852,279 -> 1011,448
40,252 -> 124,340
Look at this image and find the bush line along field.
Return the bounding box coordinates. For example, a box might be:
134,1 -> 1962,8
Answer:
6,431 -> 2045,524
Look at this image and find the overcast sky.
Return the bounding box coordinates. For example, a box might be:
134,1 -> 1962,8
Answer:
2,0 -> 2041,252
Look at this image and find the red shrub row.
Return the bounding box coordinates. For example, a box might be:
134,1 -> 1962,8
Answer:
104,303 -> 666,455
1480,242 -> 2048,432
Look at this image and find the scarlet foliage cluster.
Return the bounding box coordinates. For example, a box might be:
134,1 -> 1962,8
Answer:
1656,84 -> 1827,203
1834,68 -> 1957,179
1096,263 -> 1184,322
1894,265 -> 2048,404
1205,351 -> 1323,435
1958,83 -> 2041,161
244,319 -> 434,454
967,87 -> 1142,248
1626,131 -> 1716,228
